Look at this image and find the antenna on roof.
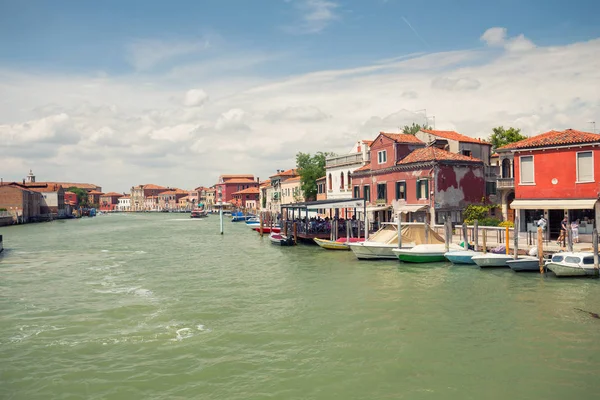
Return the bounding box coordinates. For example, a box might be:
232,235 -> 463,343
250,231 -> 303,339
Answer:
589,121 -> 596,134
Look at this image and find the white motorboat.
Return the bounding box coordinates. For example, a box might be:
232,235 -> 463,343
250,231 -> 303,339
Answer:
546,252 -> 600,277
471,253 -> 514,268
349,223 -> 445,260
444,249 -> 479,265
506,256 -> 543,272
394,243 -> 463,263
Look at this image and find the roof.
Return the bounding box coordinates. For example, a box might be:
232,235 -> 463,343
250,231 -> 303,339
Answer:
282,176 -> 302,184
220,174 -> 254,179
259,179 -> 272,187
498,129 -> 600,150
316,176 -> 326,182
354,163 -> 371,172
420,129 -> 490,145
143,184 -> 168,190
398,147 -> 483,165
222,179 -> 258,184
120,194 -> 131,198
23,183 -> 64,192
270,168 -> 298,178
45,182 -> 100,190
233,187 -> 260,195
379,132 -> 424,144
361,140 -> 374,146
87,190 -> 104,195
158,190 -> 187,195
101,192 -> 123,197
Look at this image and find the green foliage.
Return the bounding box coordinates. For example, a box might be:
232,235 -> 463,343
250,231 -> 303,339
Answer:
499,220 -> 515,228
489,126 -> 527,149
0,208 -> 7,211
402,123 -> 432,135
463,204 -> 494,221
261,194 -> 266,209
67,187 -> 88,206
296,151 -> 335,201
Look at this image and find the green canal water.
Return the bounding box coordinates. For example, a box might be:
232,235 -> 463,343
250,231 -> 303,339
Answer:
1,213 -> 599,399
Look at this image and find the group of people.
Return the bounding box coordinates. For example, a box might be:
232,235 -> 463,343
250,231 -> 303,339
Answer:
537,215 -> 581,244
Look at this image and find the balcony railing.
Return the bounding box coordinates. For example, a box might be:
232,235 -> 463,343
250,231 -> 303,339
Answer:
326,153 -> 367,168
497,177 -> 514,189
485,165 -> 500,178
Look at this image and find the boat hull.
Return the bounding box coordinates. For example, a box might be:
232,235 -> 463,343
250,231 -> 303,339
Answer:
269,233 -> 295,246
252,226 -> 280,234
397,253 -> 446,263
348,243 -> 399,260
314,238 -> 349,250
471,254 -> 512,268
444,250 -> 478,265
547,263 -> 597,277
506,258 -> 541,272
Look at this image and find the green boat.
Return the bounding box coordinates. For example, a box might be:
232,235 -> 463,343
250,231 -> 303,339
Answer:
392,244 -> 463,263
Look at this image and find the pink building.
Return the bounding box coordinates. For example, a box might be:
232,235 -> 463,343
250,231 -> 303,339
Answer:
215,175 -> 260,204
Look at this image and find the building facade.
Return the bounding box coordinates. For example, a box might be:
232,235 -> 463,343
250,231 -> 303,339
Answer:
0,184 -> 42,222
280,176 -> 304,205
130,184 -> 169,211
498,129 -> 600,239
232,187 -> 260,210
215,175 -> 259,204
117,195 -> 131,211
24,183 -> 66,217
99,192 -> 123,211
268,169 -> 298,212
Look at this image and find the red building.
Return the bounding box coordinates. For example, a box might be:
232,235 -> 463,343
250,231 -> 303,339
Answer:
232,187 -> 260,209
498,129 -> 600,239
64,191 -> 78,207
352,132 -> 485,225
99,192 -> 123,211
215,175 -> 259,204
87,190 -> 104,205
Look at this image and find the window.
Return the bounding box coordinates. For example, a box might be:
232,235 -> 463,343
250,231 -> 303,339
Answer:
353,186 -> 360,198
486,181 -> 497,195
363,185 -> 371,202
416,179 -> 429,199
340,172 -> 344,189
520,155 -> 534,184
377,150 -> 387,164
395,181 -> 406,200
347,172 -> 352,189
328,174 -> 332,191
377,183 -> 387,200
462,150 -> 472,157
577,151 -> 593,182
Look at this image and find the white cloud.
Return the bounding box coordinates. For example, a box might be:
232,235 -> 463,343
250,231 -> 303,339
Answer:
182,89 -> 209,107
126,38 -> 210,71
284,0 -> 340,34
1,31 -> 599,192
481,27 -> 536,52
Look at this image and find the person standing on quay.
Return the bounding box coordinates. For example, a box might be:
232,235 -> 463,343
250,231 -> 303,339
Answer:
571,219 -> 580,244
557,217 -> 568,245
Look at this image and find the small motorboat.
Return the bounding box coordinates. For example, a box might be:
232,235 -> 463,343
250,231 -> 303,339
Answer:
546,252 -> 600,277
471,253 -> 513,268
190,209 -> 208,218
314,237 -> 365,250
246,217 -> 260,225
394,243 -> 463,263
444,249 -> 480,265
507,256 -> 543,272
269,233 -> 295,246
252,226 -> 280,234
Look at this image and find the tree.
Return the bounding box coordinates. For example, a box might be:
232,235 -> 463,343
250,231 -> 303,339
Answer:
67,187 -> 88,206
296,151 -> 335,201
402,123 -> 431,135
489,126 -> 527,149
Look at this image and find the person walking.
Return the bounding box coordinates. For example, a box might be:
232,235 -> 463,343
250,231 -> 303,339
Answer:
557,217 -> 568,245
571,219 -> 580,244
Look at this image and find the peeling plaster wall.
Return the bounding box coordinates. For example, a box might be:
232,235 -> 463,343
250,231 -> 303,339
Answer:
435,165 -> 485,210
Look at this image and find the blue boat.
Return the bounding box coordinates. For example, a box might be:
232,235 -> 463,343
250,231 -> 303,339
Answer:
231,212 -> 256,222
444,250 -> 479,265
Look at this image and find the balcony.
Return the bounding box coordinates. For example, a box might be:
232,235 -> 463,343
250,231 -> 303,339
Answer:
497,177 -> 514,189
326,153 -> 367,168
485,165 -> 500,179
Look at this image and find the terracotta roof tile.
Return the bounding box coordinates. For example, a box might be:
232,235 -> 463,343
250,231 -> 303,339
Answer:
498,129 -> 600,150
270,168 -> 299,178
380,132 -> 424,144
45,182 -> 100,190
282,176 -> 302,183
220,174 -> 254,179
222,179 -> 258,184
143,184 -> 168,190
24,183 -> 64,192
420,129 -> 490,145
87,190 -> 104,195
361,140 -> 374,146
398,147 -> 483,165
316,176 -> 326,182
101,192 -> 123,197
233,187 -> 260,195
355,163 -> 371,172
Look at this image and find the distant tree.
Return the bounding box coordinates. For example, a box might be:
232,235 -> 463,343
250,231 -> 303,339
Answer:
67,187 -> 88,206
296,151 -> 335,201
402,123 -> 432,135
489,126 -> 527,149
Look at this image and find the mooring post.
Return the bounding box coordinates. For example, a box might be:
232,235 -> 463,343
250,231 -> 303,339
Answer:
462,222 -> 468,250
346,220 -> 350,243
567,221 -> 573,252
482,228 -> 487,253
424,218 -> 430,244
505,226 -> 510,255
260,212 -> 264,237
474,220 -> 479,252
593,229 -> 599,278
513,217 -> 519,260
444,219 -> 450,253
293,222 -> 297,244
219,207 -> 224,235
397,213 -> 403,249
364,212 -> 369,240
537,227 -> 544,274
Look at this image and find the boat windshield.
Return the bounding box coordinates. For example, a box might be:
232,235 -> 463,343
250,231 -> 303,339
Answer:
551,255 -> 564,262
582,256 -> 595,265
565,256 -> 581,264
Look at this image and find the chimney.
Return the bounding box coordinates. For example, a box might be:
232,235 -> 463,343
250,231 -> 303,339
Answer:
256,176 -> 260,183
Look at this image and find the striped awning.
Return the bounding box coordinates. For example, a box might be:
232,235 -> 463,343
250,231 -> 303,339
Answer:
510,199 -> 598,210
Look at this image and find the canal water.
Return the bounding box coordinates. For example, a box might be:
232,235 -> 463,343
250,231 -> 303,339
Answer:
1,213 -> 599,399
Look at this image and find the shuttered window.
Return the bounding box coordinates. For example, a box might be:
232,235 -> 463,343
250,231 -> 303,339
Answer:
395,181 -> 406,200
416,179 -> 429,199
377,183 -> 387,200
577,151 -> 594,182
520,156 -> 534,184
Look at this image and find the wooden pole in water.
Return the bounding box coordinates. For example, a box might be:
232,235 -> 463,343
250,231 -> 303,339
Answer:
513,216 -> 519,260
444,219 -> 450,253
293,222 -> 298,244
505,226 -> 510,255
537,227 -> 544,274
260,212 -> 264,237
424,217 -> 430,244
397,212 -> 403,249
567,220 -> 573,252
219,206 -> 224,235
346,220 -> 351,242
593,228 -> 599,278
482,228 -> 487,253
474,220 -> 479,252
462,222 -> 468,250
365,212 -> 369,240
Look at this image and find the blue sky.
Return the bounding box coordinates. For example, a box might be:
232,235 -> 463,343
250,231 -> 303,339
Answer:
1,0 -> 599,191
1,0 -> 598,75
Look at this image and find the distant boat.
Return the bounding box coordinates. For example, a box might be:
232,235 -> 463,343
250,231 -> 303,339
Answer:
546,252 -> 600,277
190,209 -> 208,218
231,211 -> 255,222
269,232 -> 295,246
394,243 -> 463,263
314,237 -> 364,251
252,226 -> 280,234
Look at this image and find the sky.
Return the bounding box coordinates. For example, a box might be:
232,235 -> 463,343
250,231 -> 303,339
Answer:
1,0 -> 599,192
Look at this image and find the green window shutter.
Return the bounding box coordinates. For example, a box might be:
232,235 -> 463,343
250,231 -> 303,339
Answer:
416,180 -> 421,198
424,179 -> 429,199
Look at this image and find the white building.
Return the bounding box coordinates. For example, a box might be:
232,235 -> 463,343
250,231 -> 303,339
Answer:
325,140 -> 371,201
117,196 -> 131,211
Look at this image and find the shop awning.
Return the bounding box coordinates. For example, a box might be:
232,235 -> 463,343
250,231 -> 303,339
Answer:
510,199 -> 598,210
282,198 -> 365,211
395,204 -> 428,214
366,205 -> 392,212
